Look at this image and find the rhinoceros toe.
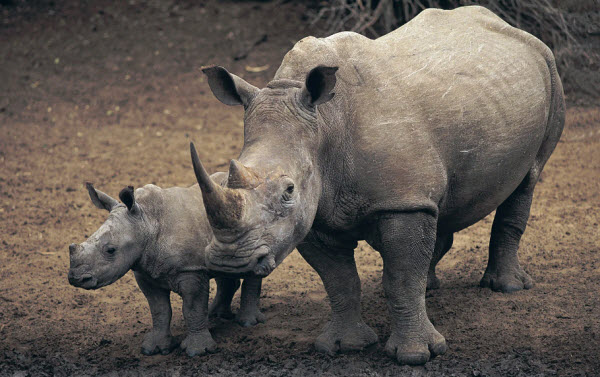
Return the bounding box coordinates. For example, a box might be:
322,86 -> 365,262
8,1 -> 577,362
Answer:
314,319 -> 378,355
180,330 -> 217,357
140,330 -> 177,356
236,308 -> 266,327
480,267 -> 533,293
385,321 -> 447,365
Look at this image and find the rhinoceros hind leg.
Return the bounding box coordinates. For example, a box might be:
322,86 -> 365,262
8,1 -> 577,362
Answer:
482,81 -> 564,293
481,171 -> 538,293
298,231 -> 378,354
427,233 -> 453,290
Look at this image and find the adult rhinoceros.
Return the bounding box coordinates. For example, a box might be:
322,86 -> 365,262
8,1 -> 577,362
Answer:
190,6 -> 565,365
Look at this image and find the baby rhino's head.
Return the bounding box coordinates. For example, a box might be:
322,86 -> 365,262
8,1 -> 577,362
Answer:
68,183 -> 152,290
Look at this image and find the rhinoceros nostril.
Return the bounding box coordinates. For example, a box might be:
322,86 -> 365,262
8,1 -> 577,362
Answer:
69,243 -> 77,255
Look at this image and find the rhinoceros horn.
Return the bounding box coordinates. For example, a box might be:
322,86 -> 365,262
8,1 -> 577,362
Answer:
227,159 -> 260,189
190,142 -> 245,229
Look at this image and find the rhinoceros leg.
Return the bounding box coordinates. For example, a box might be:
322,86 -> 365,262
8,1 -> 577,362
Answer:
481,84 -> 564,293
427,233 -> 454,290
480,173 -> 537,293
134,272 -> 177,356
178,273 -> 217,357
209,278 -> 240,319
236,277 -> 265,327
297,230 -> 378,354
368,211 -> 447,366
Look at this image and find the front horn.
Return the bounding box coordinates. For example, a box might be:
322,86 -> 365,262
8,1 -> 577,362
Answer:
190,142 -> 245,229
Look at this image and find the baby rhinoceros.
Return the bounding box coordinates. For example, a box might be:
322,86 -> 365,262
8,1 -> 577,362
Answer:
67,180 -> 265,357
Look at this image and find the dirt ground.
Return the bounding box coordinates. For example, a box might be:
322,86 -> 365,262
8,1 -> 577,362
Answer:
1,1 -> 599,376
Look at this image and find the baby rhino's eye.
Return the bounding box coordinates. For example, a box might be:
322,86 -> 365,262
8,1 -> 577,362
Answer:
105,247 -> 116,255
286,183 -> 294,194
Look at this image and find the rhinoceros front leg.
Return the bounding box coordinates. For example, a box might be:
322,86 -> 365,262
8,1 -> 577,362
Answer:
236,277 -> 265,327
368,212 -> 447,365
481,173 -> 536,292
297,231 -> 378,354
177,273 -> 217,357
134,272 -> 178,355
209,278 -> 240,320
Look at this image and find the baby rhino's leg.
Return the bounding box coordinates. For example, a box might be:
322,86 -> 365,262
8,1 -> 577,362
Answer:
209,278 -> 241,319
178,273 -> 216,357
236,277 -> 265,327
134,272 -> 177,355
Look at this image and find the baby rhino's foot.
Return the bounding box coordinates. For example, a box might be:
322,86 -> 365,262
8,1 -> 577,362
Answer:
236,307 -> 266,327
385,319 -> 447,365
140,330 -> 177,356
180,330 -> 217,357
314,317 -> 378,354
480,265 -> 533,293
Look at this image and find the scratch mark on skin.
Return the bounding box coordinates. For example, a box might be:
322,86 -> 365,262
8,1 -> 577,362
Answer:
404,61 -> 430,79
441,84 -> 453,99
460,149 -> 473,153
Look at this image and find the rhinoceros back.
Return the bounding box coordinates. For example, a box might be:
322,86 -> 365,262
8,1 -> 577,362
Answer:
276,6 -> 561,231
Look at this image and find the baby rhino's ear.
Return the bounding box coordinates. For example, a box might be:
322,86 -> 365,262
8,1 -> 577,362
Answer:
119,186 -> 139,214
86,182 -> 118,212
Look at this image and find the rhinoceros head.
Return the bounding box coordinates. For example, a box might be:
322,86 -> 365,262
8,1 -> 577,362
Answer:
68,183 -> 148,289
191,65 -> 338,276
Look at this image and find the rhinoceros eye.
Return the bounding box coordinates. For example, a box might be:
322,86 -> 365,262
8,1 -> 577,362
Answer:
105,247 -> 116,255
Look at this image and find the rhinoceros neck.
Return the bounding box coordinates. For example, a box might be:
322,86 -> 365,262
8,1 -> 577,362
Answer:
133,185 -> 211,278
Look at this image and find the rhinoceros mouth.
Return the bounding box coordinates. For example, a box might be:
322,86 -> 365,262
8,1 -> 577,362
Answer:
206,245 -> 271,275
68,272 -> 99,289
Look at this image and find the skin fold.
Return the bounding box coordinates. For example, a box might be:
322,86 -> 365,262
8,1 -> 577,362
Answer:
67,177 -> 265,357
190,6 -> 565,365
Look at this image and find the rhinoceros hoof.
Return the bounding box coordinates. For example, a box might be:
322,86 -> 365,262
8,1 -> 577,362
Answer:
385,321 -> 447,365
180,330 -> 217,357
314,319 -> 378,355
236,309 -> 266,327
480,267 -> 533,293
140,330 -> 177,356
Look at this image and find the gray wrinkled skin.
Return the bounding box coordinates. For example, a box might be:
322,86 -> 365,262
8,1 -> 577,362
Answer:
191,6 -> 565,365
67,177 -> 265,357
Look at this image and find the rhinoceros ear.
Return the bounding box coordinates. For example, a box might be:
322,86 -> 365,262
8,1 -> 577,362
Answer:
118,186 -> 138,213
86,182 -> 119,212
202,65 -> 259,107
301,65 -> 338,108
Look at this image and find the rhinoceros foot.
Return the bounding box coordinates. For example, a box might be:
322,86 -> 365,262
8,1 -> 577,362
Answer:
480,266 -> 533,293
314,319 -> 378,355
180,330 -> 217,357
140,330 -> 177,356
236,307 -> 266,327
385,319 -> 447,365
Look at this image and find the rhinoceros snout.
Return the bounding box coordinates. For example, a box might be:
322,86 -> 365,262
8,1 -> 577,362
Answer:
68,270 -> 97,289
